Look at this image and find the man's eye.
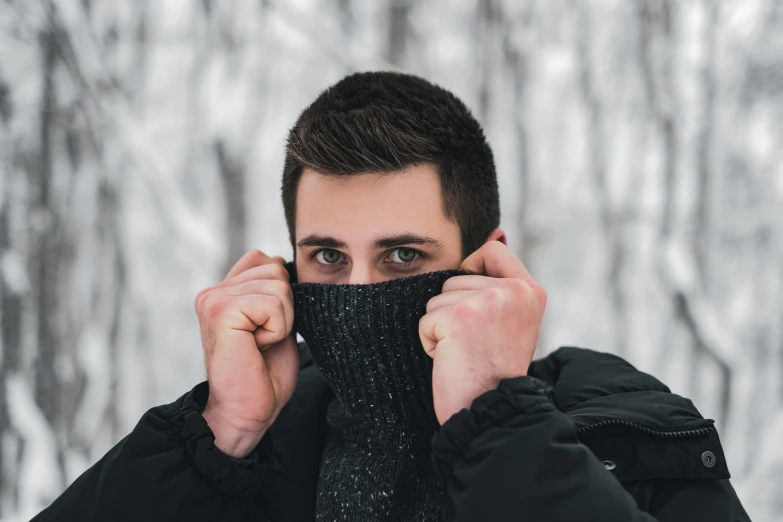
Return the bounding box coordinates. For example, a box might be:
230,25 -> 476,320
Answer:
388,247 -> 419,264
315,249 -> 344,264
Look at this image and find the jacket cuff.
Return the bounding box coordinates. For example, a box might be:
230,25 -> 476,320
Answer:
168,381 -> 273,496
431,375 -> 553,477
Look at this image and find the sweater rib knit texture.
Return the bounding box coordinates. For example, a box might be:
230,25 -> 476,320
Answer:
291,269 -> 469,522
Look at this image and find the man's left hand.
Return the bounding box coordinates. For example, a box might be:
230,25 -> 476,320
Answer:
419,241 -> 547,425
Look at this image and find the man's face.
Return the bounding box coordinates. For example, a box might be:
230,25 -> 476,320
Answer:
294,164 -> 463,284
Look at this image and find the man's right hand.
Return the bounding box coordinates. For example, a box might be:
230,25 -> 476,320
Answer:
195,250 -> 299,458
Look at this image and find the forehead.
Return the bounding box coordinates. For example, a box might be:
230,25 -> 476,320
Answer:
295,165 -> 456,244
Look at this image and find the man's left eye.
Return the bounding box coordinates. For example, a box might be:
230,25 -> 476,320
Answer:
388,247 -> 419,263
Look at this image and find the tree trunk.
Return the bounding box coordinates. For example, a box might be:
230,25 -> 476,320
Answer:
576,2 -> 628,356
387,0 -> 411,66
216,140 -> 247,274
30,27 -> 67,487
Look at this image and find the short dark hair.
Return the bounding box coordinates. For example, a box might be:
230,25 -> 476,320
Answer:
282,71 -> 499,258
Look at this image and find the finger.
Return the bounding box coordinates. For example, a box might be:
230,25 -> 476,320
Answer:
223,280 -> 294,335
460,241 -> 536,284
442,274 -> 506,293
230,293 -> 289,346
224,250 -> 284,281
418,306 -> 453,357
262,335 -> 299,393
426,290 -> 480,313
220,263 -> 290,289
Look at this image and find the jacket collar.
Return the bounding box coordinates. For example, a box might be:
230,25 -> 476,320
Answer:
529,347 -> 713,431
529,347 -> 730,482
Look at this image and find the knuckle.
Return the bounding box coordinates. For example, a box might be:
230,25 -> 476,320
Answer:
203,293 -> 228,320
454,300 -> 479,320
506,278 -> 528,295
261,293 -> 284,312
534,284 -> 548,306
237,249 -> 267,269
483,287 -> 505,305
267,263 -> 288,281
195,287 -> 214,311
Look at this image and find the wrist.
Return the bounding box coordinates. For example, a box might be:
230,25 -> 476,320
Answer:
202,405 -> 271,459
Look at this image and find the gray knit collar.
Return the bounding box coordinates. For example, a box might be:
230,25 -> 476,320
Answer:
287,266 -> 461,522
289,267 -> 468,428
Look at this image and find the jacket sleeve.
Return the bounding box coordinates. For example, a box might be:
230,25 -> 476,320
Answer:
31,381 -> 273,522
430,377 -> 749,522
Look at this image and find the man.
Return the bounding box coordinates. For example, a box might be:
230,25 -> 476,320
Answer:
33,72 -> 749,521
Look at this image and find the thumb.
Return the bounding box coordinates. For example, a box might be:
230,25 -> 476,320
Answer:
460,241 -> 536,284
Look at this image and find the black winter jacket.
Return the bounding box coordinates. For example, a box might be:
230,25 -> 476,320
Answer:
33,344 -> 750,521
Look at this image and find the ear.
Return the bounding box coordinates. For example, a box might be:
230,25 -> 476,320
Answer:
484,228 -> 507,245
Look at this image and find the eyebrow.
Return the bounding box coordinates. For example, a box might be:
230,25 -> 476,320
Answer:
296,233 -> 444,250
296,235 -> 347,249
374,233 -> 443,250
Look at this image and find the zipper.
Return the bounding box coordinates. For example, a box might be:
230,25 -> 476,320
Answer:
576,419 -> 714,439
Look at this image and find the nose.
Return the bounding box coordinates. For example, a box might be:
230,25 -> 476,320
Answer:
346,264 -> 386,285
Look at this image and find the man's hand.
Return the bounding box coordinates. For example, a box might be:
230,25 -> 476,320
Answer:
419,241 -> 547,425
195,250 -> 299,458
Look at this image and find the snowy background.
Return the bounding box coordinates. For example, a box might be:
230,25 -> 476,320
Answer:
0,0 -> 781,520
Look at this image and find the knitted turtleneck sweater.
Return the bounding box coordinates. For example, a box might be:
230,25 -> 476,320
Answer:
291,269 -> 468,522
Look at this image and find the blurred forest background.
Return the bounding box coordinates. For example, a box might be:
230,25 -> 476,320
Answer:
0,0 -> 781,520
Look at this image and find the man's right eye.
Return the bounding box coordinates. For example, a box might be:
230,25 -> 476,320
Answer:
315,249 -> 345,264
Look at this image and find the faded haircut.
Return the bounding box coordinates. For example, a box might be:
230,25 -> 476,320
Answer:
281,71 -> 500,258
